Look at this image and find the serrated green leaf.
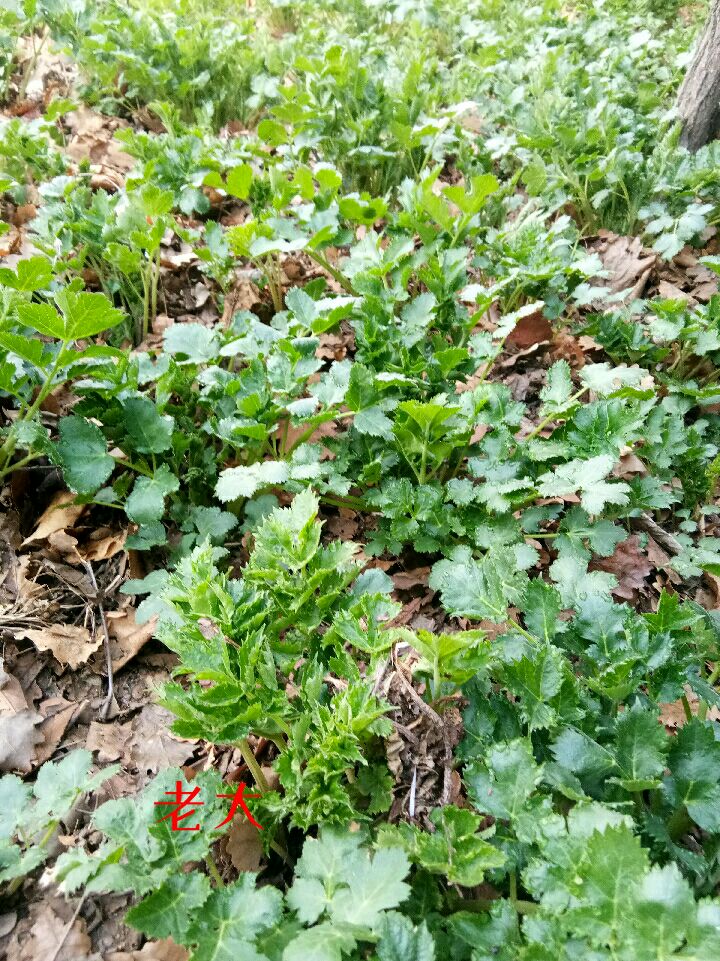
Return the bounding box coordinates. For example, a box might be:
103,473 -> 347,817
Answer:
126,465 -> 180,524
122,396 -> 175,453
430,546 -> 529,622
187,874 -> 283,961
0,256 -> 53,292
216,460 -> 289,502
538,455 -> 629,514
376,912 -> 435,961
55,416 -> 114,495
126,873 -> 211,941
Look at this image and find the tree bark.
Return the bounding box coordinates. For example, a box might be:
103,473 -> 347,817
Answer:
677,0 -> 720,152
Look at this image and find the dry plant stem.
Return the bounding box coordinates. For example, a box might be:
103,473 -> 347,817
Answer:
46,892 -> 88,961
82,560 -> 114,721
394,660 -> 453,805
630,513 -> 684,556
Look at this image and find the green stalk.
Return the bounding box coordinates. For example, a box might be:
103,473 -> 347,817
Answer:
680,693 -> 693,723
284,410 -> 353,458
698,664 -> 719,721
150,244 -> 161,332
0,342 -> 70,475
140,265 -> 151,345
523,387 -> 588,444
419,423 -> 431,484
236,737 -> 270,793
306,249 -> 355,294
205,852 -> 225,887
320,493 -> 367,512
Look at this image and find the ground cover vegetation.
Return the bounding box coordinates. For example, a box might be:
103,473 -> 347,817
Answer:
1,0 -> 720,958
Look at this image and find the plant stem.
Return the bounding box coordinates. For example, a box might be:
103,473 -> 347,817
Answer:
523,387 -> 588,443
306,249 -> 354,294
205,852 -> 225,887
150,245 -> 161,332
681,693 -> 693,722
236,737 -> 270,793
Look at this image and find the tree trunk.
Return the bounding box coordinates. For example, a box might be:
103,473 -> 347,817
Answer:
677,0 -> 720,152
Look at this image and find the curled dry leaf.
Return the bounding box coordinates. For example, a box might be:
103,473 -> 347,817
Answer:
591,232 -> 655,303
21,491 -> 85,547
106,610 -> 158,672
35,697 -> 82,765
79,528 -> 127,563
0,663 -> 43,772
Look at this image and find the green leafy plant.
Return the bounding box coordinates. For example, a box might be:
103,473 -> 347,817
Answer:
1,750 -> 116,894
0,263 -> 125,480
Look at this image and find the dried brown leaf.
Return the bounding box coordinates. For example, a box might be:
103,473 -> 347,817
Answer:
126,704 -> 193,777
21,492 -> 85,547
36,696 -> 80,765
0,709 -> 43,773
106,610 -> 157,672
18,904 -> 92,961
86,719 -> 133,763
18,624 -> 103,670
592,535 -> 652,601
106,939 -> 189,961
224,817 -> 263,873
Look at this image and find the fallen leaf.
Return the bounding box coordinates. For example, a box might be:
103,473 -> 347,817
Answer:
106,939 -> 189,961
126,704 -> 193,778
592,535 -> 652,601
79,528 -> 127,562
223,817 -> 263,873
105,610 -> 157,672
591,232 -> 656,303
21,492 -> 85,547
615,452 -> 647,477
646,537 -> 672,570
657,279 -> 691,302
18,904 -> 92,961
36,697 -> 81,765
0,709 -> 44,773
47,529 -> 82,558
19,624 -> 103,670
0,666 -> 28,713
325,511 -> 359,541
661,691 -> 720,731
505,308 -> 552,349
392,568 -> 431,590
87,719 -> 133,763
0,912 -> 17,938
548,331 -> 587,368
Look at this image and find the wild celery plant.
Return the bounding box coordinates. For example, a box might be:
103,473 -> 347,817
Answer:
0,750 -> 117,896
0,0 -> 49,105
4,2 -> 720,957
44,0 -> 271,128
32,179 -> 175,344
0,260 -> 125,481
154,490 -> 402,835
